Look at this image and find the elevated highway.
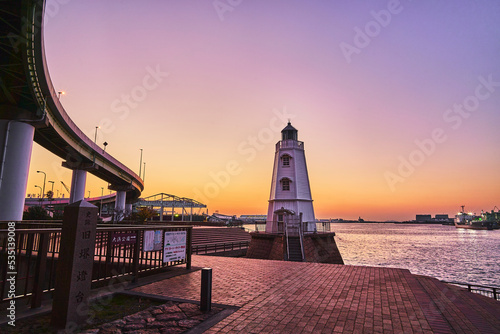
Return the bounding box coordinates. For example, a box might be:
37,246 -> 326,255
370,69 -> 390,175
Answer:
0,1 -> 143,219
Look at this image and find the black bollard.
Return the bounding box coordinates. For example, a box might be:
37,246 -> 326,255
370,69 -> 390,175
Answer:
200,267 -> 212,312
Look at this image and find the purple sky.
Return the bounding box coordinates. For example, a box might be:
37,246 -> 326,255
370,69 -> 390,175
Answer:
27,0 -> 500,220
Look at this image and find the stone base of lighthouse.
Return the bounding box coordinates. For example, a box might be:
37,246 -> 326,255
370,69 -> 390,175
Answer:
246,232 -> 344,265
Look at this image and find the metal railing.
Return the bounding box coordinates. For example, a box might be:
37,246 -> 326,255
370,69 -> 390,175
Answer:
192,241 -> 250,255
0,223 -> 192,308
285,221 -> 291,260
443,281 -> 500,300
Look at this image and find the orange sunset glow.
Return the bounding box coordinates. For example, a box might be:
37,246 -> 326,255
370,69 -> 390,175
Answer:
25,1 -> 500,221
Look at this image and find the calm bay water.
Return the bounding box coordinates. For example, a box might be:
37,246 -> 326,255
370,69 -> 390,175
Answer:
244,223 -> 499,287
331,223 -> 499,287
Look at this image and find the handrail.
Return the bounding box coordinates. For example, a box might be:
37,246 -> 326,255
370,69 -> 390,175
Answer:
285,220 -> 290,261
298,221 -> 304,261
442,281 -> 500,300
192,241 -> 250,255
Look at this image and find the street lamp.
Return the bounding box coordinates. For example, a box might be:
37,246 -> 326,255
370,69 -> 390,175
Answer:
94,126 -> 100,144
35,185 -> 42,202
88,190 -> 91,198
100,187 -> 104,216
37,170 -> 46,200
57,91 -> 65,99
139,148 -> 143,178
143,162 -> 146,182
103,142 -> 108,152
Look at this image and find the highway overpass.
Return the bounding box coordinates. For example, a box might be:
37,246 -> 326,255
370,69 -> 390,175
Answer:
0,1 -> 143,219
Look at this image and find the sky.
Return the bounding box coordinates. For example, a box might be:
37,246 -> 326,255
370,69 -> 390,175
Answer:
26,0 -> 500,221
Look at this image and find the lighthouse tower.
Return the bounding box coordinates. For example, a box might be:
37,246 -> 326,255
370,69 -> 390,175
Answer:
266,122 -> 316,233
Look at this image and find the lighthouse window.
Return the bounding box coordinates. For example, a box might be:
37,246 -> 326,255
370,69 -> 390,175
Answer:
282,155 -> 290,167
282,179 -> 290,191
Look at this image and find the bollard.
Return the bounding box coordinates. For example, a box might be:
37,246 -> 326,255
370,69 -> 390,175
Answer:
200,267 -> 212,312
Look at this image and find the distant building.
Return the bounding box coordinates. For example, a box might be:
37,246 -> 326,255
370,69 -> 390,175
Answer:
416,214 -> 432,222
239,215 -> 267,223
434,214 -> 449,221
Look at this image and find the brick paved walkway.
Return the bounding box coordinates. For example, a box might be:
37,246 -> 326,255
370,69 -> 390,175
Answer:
132,256 -> 500,333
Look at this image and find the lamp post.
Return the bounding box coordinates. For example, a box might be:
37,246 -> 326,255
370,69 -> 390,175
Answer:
139,149 -> 143,178
100,187 -> 104,216
143,162 -> 146,182
35,185 -> 42,203
103,142 -> 108,152
57,91 -> 65,99
37,170 -> 46,200
94,126 -> 100,143
88,190 -> 91,198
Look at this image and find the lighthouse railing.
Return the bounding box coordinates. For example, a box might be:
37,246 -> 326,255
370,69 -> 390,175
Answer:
276,140 -> 304,150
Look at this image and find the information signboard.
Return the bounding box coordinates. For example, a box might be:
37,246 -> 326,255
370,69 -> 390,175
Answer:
143,230 -> 163,251
163,231 -> 186,262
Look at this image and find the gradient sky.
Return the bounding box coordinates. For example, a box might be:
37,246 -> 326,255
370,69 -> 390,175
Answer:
26,0 -> 500,221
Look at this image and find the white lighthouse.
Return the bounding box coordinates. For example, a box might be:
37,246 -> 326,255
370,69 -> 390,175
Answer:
266,122 -> 316,233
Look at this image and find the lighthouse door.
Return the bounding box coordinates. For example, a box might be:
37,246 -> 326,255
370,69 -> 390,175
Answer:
277,214 -> 284,233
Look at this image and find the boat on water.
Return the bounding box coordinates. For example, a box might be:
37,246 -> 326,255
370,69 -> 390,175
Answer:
454,206 -> 500,230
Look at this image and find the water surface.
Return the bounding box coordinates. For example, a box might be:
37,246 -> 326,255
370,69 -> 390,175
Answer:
331,223 -> 499,287
244,223 -> 500,287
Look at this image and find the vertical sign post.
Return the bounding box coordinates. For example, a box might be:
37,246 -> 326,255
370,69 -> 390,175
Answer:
51,200 -> 98,330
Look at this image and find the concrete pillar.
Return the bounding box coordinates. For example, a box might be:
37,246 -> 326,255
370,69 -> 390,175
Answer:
0,120 -> 35,220
115,190 -> 126,221
69,169 -> 87,204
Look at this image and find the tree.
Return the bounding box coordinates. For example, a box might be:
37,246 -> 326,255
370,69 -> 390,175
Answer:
23,206 -> 52,220
132,207 -> 157,223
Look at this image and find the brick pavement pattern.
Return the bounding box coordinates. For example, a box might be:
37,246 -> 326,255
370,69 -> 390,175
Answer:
133,256 -> 500,333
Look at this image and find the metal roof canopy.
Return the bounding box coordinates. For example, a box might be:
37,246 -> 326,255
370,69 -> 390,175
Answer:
136,193 -> 206,208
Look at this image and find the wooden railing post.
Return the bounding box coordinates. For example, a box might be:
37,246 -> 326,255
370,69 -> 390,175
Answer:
31,231 -> 49,308
105,231 -> 113,277
132,230 -> 141,283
